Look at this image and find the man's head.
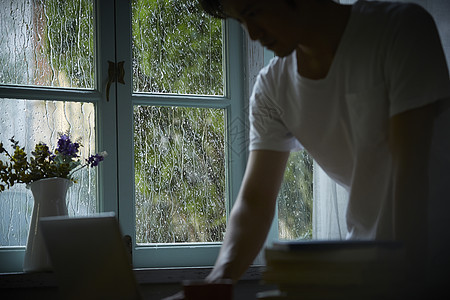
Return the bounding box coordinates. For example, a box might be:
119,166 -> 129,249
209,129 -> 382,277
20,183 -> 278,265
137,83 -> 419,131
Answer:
199,0 -> 305,57
199,0 -> 228,19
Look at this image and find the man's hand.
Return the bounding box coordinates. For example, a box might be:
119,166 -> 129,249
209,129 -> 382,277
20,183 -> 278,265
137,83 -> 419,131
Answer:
162,280 -> 233,300
162,291 -> 185,300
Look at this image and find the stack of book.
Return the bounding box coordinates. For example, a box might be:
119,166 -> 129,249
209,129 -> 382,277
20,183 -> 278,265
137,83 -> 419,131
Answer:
258,240 -> 406,300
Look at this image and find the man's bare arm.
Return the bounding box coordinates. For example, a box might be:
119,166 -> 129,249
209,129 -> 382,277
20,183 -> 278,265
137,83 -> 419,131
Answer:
206,150 -> 290,282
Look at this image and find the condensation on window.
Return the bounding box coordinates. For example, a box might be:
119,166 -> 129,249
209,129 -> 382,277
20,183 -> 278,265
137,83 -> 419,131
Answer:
278,150 -> 313,240
134,105 -> 226,244
0,98 -> 97,247
0,0 -> 94,88
132,0 -> 224,95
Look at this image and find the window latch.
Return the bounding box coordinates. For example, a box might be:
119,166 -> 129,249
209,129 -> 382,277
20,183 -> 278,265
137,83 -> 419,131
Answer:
106,60 -> 125,102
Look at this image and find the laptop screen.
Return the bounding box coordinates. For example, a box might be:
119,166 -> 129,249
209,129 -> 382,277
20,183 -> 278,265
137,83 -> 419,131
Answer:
40,213 -> 142,300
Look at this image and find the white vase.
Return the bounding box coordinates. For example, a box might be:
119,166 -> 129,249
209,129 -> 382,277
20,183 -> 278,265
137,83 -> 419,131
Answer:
23,177 -> 72,272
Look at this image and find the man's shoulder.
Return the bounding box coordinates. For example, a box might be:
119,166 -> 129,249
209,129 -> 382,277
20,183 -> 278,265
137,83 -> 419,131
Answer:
355,0 -> 432,23
257,52 -> 296,85
348,0 -> 435,55
262,52 -> 295,72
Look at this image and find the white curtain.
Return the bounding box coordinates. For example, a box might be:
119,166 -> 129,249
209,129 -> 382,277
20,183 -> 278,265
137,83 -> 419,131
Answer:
313,162 -> 349,239
312,0 -> 450,240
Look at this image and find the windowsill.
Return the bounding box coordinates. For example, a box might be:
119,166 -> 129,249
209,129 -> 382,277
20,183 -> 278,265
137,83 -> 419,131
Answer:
0,265 -> 265,289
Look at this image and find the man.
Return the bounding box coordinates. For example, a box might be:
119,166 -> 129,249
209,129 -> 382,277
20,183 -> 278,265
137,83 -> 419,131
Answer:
167,0 -> 450,298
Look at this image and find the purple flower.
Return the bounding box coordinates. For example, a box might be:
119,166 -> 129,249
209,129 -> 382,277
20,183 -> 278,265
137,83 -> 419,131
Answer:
57,135 -> 80,158
87,153 -> 104,167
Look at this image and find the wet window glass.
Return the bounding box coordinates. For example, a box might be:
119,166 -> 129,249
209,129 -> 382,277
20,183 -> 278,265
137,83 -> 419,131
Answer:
134,106 -> 226,244
132,0 -> 224,95
0,99 -> 97,246
0,0 -> 94,88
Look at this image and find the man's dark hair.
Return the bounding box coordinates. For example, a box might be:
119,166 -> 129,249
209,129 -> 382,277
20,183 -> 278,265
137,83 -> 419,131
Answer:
199,0 -> 298,19
199,0 -> 228,19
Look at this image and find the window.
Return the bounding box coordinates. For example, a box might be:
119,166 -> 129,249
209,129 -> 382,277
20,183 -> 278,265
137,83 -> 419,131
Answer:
278,151 -> 313,240
123,0 -> 247,268
132,0 -> 226,245
0,0 -> 321,273
0,0 -> 246,272
0,0 -> 102,272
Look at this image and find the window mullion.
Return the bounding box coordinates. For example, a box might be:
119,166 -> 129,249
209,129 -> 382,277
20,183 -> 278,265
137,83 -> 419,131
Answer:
225,19 -> 246,211
95,0 -> 119,215
114,0 -> 135,245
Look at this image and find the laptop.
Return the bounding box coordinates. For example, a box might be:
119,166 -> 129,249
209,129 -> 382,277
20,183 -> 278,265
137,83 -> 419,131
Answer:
39,213 -> 142,300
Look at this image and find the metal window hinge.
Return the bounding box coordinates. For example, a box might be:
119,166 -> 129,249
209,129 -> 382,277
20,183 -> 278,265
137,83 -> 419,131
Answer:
106,60 -> 125,102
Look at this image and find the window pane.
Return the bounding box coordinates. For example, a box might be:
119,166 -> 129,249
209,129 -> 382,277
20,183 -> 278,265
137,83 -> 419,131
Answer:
134,106 -> 226,244
0,0 -> 94,88
0,98 -> 97,247
278,151 -> 313,240
132,0 -> 224,95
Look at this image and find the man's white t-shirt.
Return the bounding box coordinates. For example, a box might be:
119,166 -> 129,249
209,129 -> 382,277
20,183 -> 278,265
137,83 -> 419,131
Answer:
249,0 -> 450,240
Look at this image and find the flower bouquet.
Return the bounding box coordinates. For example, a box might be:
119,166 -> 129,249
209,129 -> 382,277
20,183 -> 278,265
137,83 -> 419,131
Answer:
0,134 -> 106,191
0,133 -> 106,272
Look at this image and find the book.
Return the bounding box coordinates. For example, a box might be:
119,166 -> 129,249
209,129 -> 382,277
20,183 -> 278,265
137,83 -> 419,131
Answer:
261,240 -> 406,299
265,240 -> 404,263
257,286 -> 403,300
